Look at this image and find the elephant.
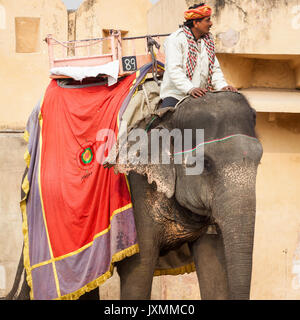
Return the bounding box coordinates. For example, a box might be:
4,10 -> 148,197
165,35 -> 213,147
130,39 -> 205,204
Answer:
4,90 -> 262,300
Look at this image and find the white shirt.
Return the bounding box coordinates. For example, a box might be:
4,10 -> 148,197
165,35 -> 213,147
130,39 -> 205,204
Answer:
160,28 -> 228,101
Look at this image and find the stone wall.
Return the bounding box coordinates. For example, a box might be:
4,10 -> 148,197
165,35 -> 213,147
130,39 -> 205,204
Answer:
74,0 -> 152,57
0,0 -> 68,130
0,0 -> 68,298
0,133 -> 26,297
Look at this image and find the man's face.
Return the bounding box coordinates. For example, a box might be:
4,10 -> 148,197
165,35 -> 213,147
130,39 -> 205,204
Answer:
194,16 -> 213,34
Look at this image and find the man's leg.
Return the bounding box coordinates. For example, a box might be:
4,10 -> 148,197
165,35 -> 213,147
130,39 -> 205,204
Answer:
160,97 -> 179,108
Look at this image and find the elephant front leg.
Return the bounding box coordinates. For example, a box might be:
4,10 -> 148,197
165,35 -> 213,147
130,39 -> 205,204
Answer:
190,231 -> 229,300
117,246 -> 159,300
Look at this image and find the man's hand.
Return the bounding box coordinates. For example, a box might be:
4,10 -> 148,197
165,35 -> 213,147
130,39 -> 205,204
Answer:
189,88 -> 208,98
221,86 -> 238,92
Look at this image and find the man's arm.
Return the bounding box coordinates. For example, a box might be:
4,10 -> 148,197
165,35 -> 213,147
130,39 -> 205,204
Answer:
164,36 -> 194,95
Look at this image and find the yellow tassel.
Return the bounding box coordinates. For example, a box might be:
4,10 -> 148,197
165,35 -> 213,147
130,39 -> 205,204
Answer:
24,150 -> 31,168
23,130 -> 30,143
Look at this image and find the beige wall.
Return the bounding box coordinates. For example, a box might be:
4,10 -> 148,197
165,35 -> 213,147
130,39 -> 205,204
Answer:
149,0 -> 300,54
75,0 -> 152,57
0,0 -> 153,128
217,54 -> 300,89
0,134 -> 26,297
147,0 -> 187,35
210,0 -> 300,89
0,0 -> 68,130
0,0 -> 67,298
76,0 -> 152,37
250,113 -> 300,299
209,0 -> 300,55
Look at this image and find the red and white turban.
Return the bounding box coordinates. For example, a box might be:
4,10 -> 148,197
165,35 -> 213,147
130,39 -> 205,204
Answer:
184,4 -> 212,20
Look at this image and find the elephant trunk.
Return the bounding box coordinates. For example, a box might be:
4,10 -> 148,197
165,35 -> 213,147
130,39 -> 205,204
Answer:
213,164 -> 257,300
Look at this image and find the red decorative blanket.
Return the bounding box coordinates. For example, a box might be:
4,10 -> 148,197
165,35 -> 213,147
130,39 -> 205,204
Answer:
21,71 -> 143,300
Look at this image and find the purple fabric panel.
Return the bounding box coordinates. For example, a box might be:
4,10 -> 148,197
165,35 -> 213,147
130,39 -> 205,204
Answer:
27,166 -> 51,265
110,207 -> 137,255
55,232 -> 111,297
31,263 -> 57,300
55,208 -> 137,297
25,101 -> 51,265
26,101 -> 41,183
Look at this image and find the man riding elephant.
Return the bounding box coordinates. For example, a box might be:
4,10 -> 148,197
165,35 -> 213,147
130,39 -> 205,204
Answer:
160,2 -> 237,108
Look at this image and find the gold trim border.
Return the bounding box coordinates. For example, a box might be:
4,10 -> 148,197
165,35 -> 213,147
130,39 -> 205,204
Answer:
37,111 -> 61,298
154,262 -> 196,277
30,203 -> 133,270
20,94 -> 46,300
57,244 -> 139,300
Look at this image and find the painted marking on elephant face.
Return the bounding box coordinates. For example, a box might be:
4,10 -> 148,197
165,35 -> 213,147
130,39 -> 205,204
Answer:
221,163 -> 255,188
174,134 -> 258,156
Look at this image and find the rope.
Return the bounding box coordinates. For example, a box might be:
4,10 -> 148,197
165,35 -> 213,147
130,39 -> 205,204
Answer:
51,38 -> 107,49
147,36 -> 161,84
142,84 -> 151,113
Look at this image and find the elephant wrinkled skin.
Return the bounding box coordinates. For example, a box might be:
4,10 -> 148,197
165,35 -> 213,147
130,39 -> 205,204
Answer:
115,92 -> 262,300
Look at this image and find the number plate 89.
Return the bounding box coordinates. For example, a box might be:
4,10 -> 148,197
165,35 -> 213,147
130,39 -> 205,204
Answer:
122,56 -> 137,72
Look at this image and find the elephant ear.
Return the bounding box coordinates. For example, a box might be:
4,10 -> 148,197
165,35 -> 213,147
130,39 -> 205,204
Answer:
106,108 -> 177,199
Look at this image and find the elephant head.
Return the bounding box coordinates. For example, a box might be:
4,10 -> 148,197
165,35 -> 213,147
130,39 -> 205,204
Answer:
111,91 -> 263,299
